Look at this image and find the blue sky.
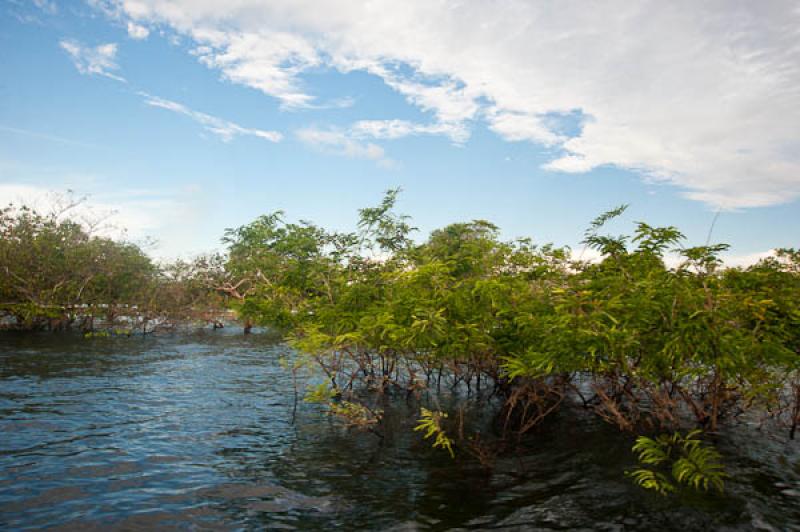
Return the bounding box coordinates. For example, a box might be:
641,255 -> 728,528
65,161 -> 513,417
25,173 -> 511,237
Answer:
1,1 -> 798,263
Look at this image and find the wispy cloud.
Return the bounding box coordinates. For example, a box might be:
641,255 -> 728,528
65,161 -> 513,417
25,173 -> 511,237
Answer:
302,96 -> 356,111
140,93 -> 282,143
60,39 -> 125,82
296,118 -> 464,165
190,30 -> 321,109
126,21 -> 149,40
351,119 -> 468,144
355,64 -> 478,143
296,127 -> 396,168
485,110 -> 565,147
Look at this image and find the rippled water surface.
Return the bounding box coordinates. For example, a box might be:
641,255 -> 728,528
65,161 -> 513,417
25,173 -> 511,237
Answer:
1,331 -> 799,531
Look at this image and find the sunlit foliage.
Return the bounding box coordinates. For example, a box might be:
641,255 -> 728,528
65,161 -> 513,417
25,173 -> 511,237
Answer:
415,408 -> 455,458
628,430 -> 727,495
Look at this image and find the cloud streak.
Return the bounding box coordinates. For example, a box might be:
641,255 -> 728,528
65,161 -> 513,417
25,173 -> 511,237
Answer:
301,118 -> 469,165
140,93 -> 282,143
126,21 -> 149,40
350,119 -> 468,144
296,127 -> 395,168
60,39 -> 125,82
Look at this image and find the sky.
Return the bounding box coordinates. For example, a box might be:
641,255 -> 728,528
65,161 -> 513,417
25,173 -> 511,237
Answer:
1,0 -> 798,264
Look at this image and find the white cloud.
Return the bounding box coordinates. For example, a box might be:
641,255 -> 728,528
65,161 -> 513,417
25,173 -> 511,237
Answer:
351,119 -> 467,144
720,250 -> 777,268
99,1 -> 800,208
381,77 -> 478,127
296,127 -> 396,168
301,96 -> 356,110
298,119 -> 462,166
127,21 -> 150,40
59,39 -> 125,82
353,64 -> 479,141
569,245 -> 777,269
189,29 -> 321,109
140,93 -> 282,143
486,110 -> 565,147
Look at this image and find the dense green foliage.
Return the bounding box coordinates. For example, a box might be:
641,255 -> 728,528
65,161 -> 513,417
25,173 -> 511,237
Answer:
221,190 -> 800,493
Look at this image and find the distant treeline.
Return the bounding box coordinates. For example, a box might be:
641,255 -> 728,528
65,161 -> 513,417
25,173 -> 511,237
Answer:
0,202 -> 230,333
2,190 -> 799,495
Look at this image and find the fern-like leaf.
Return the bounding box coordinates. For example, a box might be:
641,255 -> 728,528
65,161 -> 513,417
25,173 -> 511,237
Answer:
415,408 -> 455,458
629,431 -> 726,495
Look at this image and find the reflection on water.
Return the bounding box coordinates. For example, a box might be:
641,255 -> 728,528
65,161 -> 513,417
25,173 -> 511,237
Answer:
1,331 -> 798,530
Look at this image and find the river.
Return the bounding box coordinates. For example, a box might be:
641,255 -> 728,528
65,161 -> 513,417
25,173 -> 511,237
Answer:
1,331 -> 798,530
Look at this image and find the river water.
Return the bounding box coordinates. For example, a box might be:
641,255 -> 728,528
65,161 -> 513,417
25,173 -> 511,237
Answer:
1,331 -> 798,531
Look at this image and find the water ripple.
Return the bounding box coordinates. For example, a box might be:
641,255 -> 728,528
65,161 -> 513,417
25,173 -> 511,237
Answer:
1,332 -> 798,530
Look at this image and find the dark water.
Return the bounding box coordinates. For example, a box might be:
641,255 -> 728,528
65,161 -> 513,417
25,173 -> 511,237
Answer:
1,332 -> 798,531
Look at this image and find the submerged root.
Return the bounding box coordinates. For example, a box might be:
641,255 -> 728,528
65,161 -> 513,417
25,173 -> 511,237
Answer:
500,378 -> 565,438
